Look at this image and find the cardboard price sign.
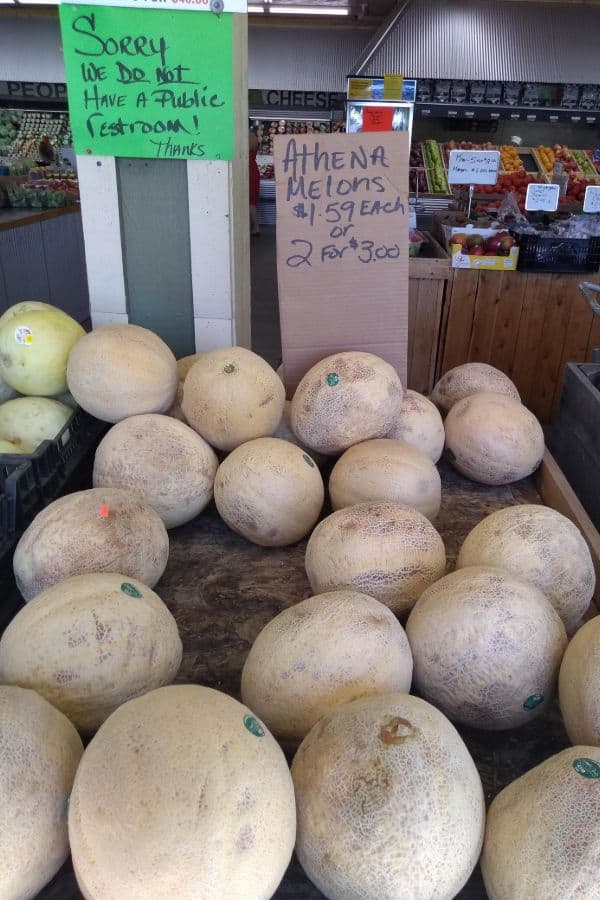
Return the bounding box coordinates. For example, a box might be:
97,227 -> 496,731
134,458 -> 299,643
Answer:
59,5 -> 234,160
583,185 -> 600,213
525,182 -> 560,212
274,132 -> 409,393
447,150 -> 500,185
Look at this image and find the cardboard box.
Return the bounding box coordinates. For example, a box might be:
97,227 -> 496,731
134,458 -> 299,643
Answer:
431,211 -> 492,249
448,225 -> 519,270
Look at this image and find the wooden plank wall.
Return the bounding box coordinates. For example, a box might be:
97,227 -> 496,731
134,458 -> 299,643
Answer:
437,269 -> 600,423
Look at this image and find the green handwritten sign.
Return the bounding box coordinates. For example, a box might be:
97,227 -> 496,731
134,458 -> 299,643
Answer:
59,5 -> 234,160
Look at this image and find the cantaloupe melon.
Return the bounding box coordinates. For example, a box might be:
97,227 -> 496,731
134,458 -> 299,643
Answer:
0,573 -> 182,734
431,362 -> 520,415
93,414 -> 218,529
166,355 -> 202,423
177,353 -> 202,382
66,324 -> 178,423
0,685 -> 83,899
214,437 -> 324,547
0,301 -> 85,396
0,396 -> 71,452
273,401 -> 326,467
241,590 -> 413,743
305,501 -> 446,616
457,504 -> 595,633
290,352 -> 404,455
68,684 -> 296,899
329,438 -> 441,521
182,347 -> 285,451
387,389 -> 445,463
292,692 -> 485,900
444,392 -> 544,485
481,746 -> 600,899
406,566 -> 567,730
13,488 -> 169,601
559,617 -> 600,746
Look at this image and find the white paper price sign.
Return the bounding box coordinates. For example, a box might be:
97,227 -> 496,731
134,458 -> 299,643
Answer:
583,185 -> 600,213
525,183 -> 560,212
447,150 -> 500,185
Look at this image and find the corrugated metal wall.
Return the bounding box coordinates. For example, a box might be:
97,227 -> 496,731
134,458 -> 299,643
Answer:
362,0 -> 600,82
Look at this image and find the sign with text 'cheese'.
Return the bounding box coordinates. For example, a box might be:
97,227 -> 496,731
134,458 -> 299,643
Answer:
274,132 -> 409,393
59,5 -> 233,160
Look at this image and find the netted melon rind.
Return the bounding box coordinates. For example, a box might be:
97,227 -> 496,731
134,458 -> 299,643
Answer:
559,617 -> 600,746
387,389 -> 445,463
431,363 -> 520,415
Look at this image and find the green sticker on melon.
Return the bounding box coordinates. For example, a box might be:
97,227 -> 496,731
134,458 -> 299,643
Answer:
326,372 -> 339,387
302,453 -> 316,468
523,693 -> 544,710
121,582 -> 142,598
243,714 -> 265,738
573,758 -> 600,779
223,363 -> 236,374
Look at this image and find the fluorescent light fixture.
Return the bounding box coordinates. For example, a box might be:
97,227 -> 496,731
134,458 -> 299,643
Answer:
275,5 -> 349,12
248,3 -> 265,9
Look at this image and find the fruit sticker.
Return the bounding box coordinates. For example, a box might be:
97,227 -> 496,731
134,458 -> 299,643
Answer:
14,326 -> 33,346
121,582 -> 142,598
523,693 -> 544,711
223,363 -> 236,374
303,453 -> 316,469
243,714 -> 265,737
326,373 -> 339,387
573,758 -> 600,779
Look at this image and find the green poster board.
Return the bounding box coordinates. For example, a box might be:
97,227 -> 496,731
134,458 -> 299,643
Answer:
59,5 -> 234,160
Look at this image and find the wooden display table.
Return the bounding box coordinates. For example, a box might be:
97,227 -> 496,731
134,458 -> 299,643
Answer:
408,233 -> 451,395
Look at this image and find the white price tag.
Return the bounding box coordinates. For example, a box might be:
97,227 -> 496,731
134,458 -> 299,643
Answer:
583,185 -> 600,214
525,183 -> 560,212
448,150 -> 500,185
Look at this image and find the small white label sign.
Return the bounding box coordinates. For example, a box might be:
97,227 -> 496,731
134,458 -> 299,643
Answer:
525,183 -> 560,212
447,150 -> 500,185
583,185 -> 600,213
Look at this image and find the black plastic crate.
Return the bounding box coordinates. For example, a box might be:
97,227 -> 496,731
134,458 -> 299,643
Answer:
0,461 -> 43,564
513,231 -> 600,273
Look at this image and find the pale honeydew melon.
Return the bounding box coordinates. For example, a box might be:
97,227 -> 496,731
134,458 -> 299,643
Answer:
241,589 -> 413,743
305,501 -> 446,616
431,362 -> 520,415
182,347 -> 285,451
68,685 -> 296,900
457,504 -> 595,633
93,414 -> 218,528
290,352 -> 404,455
273,401 -> 326,467
444,392 -> 544,485
406,566 -> 567,730
0,573 -> 182,734
0,685 -> 83,900
559,617 -> 600,746
66,324 -> 178,424
329,438 -> 441,521
292,693 -> 485,900
214,437 -> 324,547
481,746 -> 600,899
13,487 -> 169,601
387,389 -> 445,463
0,301 -> 84,396
0,372 -> 18,403
0,439 -> 24,454
0,396 -> 71,452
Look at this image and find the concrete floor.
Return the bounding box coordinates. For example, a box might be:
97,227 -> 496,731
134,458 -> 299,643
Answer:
250,226 -> 281,367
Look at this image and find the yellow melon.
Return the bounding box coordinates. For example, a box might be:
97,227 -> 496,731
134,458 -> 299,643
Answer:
93,414 -> 218,528
481,746 -> 600,899
290,351 -> 404,455
66,324 -> 178,423
457,504 -> 595,633
292,692 -> 485,900
445,392 -> 544,485
68,685 -> 296,899
13,488 -> 169,601
182,347 -> 285,451
0,396 -> 71,452
305,501 -> 446,616
431,362 -> 520,415
387,389 -> 445,463
329,438 -> 441,521
559,617 -> 600,746
177,353 -> 202,381
0,686 -> 83,899
406,566 -> 567,729
214,437 -> 324,546
0,372 -> 18,403
241,589 -> 413,743
0,439 -> 24,454
0,573 -> 182,734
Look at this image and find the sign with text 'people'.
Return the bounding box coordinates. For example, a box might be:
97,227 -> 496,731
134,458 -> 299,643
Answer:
274,132 -> 409,393
59,5 -> 233,160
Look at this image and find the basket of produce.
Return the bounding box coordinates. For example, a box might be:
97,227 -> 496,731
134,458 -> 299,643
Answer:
422,139 -> 450,194
409,229 -> 427,257
511,217 -> 600,273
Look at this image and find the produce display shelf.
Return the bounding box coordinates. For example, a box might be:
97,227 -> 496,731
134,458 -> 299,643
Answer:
15,450 -> 599,900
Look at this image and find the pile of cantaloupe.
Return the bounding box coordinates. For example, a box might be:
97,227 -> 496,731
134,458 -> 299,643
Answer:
3,314 -> 600,899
